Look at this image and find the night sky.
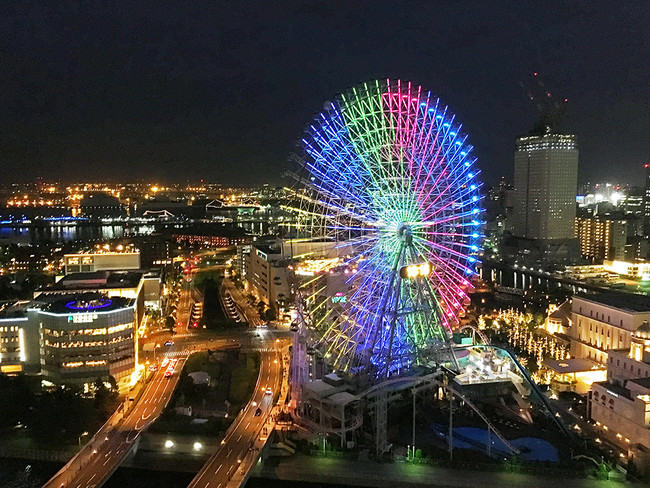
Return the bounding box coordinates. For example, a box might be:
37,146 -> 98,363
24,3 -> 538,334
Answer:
1,1 -> 648,186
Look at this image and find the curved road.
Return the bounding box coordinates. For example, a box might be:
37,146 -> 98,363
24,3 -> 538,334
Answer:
188,346 -> 282,488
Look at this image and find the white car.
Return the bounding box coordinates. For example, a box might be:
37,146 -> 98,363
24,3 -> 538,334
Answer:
265,388 -> 273,395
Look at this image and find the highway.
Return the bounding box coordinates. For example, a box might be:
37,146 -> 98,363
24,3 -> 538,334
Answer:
187,346 -> 282,488
44,351 -> 187,488
45,258 -> 285,488
44,272 -> 199,488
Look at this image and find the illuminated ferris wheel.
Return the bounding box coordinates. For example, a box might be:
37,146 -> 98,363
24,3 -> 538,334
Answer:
291,79 -> 484,378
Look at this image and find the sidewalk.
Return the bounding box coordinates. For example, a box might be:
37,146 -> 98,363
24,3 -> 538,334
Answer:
250,453 -> 633,488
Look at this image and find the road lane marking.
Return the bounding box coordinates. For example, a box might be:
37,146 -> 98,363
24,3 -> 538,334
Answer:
216,463 -> 222,472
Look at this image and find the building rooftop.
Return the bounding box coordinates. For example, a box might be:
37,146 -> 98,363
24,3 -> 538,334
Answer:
48,271 -> 144,291
629,377 -> 650,390
549,300 -> 572,324
304,379 -> 342,398
543,358 -> 604,374
38,293 -> 135,315
326,391 -> 360,406
594,380 -> 633,400
576,292 -> 650,313
0,300 -> 31,319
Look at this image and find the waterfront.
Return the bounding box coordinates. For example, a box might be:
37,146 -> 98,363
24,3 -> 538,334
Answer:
0,460 -> 351,488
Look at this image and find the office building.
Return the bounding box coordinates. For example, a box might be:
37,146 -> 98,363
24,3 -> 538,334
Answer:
37,269 -> 162,326
244,244 -> 291,308
512,133 -> 578,240
574,216 -> 627,263
0,301 -> 40,374
645,164 -> 650,237
39,293 -> 137,386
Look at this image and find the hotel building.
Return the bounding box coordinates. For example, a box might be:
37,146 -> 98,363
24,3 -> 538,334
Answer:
570,293 -> 650,365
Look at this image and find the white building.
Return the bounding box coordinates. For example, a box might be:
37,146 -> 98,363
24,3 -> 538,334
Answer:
64,251 -> 140,275
244,244 -> 291,309
570,293 -> 650,365
589,323 -> 650,475
0,301 -> 40,374
512,133 -> 578,240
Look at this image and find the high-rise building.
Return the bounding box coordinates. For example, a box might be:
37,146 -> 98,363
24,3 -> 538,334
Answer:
574,216 -> 627,263
512,133 -> 578,240
644,163 -> 650,237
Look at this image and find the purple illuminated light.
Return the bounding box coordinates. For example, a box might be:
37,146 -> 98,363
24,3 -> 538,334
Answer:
65,298 -> 113,311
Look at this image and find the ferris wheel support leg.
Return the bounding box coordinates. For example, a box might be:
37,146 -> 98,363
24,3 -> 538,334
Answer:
375,390 -> 388,458
367,240 -> 405,375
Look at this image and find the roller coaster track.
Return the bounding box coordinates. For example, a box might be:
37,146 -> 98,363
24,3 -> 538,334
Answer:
457,323 -> 490,345
453,327 -> 574,443
490,345 -> 575,441
361,374 -> 520,456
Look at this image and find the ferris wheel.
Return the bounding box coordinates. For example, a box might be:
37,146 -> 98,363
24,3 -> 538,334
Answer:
291,79 -> 483,378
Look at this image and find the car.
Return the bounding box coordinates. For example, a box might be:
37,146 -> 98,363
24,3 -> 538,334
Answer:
148,365 -> 158,372
265,388 -> 273,395
164,341 -> 174,346
164,370 -> 172,378
254,407 -> 262,416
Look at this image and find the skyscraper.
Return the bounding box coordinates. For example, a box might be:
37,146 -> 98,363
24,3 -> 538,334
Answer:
512,133 -> 578,240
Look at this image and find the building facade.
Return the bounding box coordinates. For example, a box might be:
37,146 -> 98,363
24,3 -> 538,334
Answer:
64,251 -> 140,274
589,325 -> 650,474
244,244 -> 291,308
575,216 -> 628,263
512,133 -> 578,240
38,294 -> 137,386
645,163 -> 650,238
570,293 -> 650,365
0,301 -> 40,374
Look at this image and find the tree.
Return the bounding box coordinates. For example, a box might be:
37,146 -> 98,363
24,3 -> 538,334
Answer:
263,307 -> 275,322
165,316 -> 175,330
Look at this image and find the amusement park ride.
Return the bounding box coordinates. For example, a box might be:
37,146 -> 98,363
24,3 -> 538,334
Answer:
284,79 -> 572,459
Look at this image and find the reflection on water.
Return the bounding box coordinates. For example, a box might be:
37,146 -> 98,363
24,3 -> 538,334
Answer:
0,224 -> 156,245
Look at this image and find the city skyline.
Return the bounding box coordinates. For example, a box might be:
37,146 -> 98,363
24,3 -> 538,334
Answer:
0,2 -> 648,186
2,5 -> 650,485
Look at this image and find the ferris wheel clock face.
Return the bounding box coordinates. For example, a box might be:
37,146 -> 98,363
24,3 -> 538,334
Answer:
295,79 -> 483,377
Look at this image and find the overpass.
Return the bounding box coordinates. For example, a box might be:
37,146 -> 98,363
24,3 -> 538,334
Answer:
187,341 -> 290,488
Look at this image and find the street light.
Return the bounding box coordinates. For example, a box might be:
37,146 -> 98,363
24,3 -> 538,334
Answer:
78,431 -> 89,448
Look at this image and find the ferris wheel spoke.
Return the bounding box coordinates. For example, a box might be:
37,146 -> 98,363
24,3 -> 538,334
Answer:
293,79 -> 481,376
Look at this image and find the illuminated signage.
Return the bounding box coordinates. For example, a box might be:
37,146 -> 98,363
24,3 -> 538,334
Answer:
332,293 -> 346,304
256,249 -> 268,261
69,313 -> 99,323
399,262 -> 431,279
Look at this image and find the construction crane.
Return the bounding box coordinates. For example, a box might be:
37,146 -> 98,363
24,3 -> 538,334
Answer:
519,72 -> 569,135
